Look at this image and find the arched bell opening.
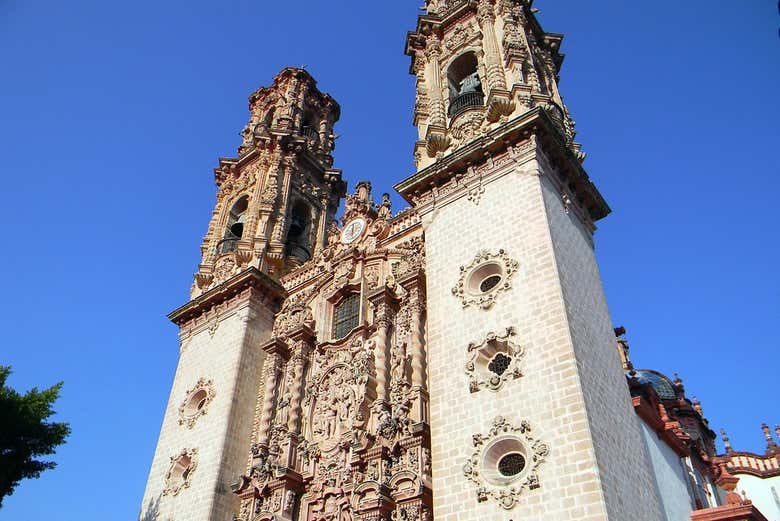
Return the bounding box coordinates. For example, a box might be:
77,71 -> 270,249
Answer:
300,111 -> 319,142
285,201 -> 312,265
217,195 -> 249,255
447,52 -> 484,118
253,108 -> 275,137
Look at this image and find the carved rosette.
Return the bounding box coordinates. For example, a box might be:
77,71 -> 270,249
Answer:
449,111 -> 486,150
163,448 -> 199,497
273,296 -> 315,338
465,327 -> 524,393
178,378 -> 216,429
451,249 -> 519,309
463,417 -> 549,510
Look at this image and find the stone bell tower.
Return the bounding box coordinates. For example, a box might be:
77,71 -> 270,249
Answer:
397,1 -> 665,520
138,68 -> 346,521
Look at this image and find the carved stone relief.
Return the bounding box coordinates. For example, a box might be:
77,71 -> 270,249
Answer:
451,249 -> 519,309
463,416 -> 549,509
465,327 -> 524,393
178,378 -> 216,429
163,448 -> 198,497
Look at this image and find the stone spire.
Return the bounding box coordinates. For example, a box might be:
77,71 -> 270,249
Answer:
405,0 -> 583,171
762,423 -> 778,455
721,428 -> 734,454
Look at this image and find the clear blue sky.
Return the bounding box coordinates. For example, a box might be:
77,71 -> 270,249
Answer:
1,1 -> 778,519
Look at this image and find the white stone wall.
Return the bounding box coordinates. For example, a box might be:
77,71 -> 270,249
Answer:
539,167 -> 665,520
139,297 -> 274,521
422,157 -> 663,520
639,420 -> 693,521
737,473 -> 780,521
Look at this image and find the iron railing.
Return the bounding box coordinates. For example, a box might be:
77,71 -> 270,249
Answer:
301,126 -> 319,141
216,238 -> 240,255
448,91 -> 484,118
285,243 -> 311,264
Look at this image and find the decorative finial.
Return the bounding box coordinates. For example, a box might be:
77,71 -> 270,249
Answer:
721,429 -> 733,454
775,424 -> 780,441
763,423 -> 778,454
692,396 -> 703,416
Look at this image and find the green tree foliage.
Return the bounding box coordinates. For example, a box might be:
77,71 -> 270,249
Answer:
0,366 -> 70,507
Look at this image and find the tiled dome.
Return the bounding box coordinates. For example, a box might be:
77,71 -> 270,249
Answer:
631,369 -> 677,400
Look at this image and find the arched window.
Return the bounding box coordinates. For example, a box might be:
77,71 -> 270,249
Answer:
447,52 -> 484,117
285,201 -> 312,264
218,196 -> 248,254
300,112 -> 319,142
332,294 -> 360,339
253,109 -> 275,137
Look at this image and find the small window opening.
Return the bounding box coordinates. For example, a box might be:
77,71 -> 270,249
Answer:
218,196 -> 248,255
254,109 -> 275,137
447,52 -> 484,117
480,275 -> 502,293
497,453 -> 525,477
301,112 -> 319,142
488,353 -> 512,377
333,294 -> 360,339
285,201 -> 312,264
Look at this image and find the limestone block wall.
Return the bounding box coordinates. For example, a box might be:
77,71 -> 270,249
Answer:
422,157 -> 663,520
736,474 -> 780,521
539,168 -> 665,520
639,420 -> 694,521
139,297 -> 274,521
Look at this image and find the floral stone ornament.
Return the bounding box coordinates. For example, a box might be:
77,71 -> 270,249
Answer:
163,448 -> 199,496
463,416 -> 549,510
465,327 -> 525,393
178,378 -> 216,429
451,249 -> 519,310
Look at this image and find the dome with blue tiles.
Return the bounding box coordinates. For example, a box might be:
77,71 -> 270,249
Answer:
631,369 -> 677,400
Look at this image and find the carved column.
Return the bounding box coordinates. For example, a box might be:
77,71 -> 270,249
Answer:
477,0 -> 514,121
408,288 -> 427,390
400,272 -> 428,424
424,40 -> 446,128
256,339 -> 289,450
477,1 -> 506,92
368,288 -> 398,407
422,40 -> 450,156
286,327 -> 314,434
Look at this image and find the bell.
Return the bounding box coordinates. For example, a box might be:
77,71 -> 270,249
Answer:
229,222 -> 244,238
288,214 -> 306,238
229,213 -> 245,238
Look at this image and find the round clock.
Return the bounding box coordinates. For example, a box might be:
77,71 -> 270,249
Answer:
340,218 -> 367,244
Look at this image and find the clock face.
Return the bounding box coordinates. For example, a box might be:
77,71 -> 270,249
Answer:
341,218 -> 366,244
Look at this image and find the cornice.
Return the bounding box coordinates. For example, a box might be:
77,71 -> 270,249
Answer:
691,503 -> 769,521
169,267 -> 286,327
394,108 -> 610,222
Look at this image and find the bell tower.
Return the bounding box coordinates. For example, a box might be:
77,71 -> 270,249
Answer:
397,1 -> 665,520
195,67 -> 345,289
139,68 -> 345,521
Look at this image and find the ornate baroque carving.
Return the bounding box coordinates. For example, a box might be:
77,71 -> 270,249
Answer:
451,249 -> 519,309
163,448 -> 199,497
178,378 -> 216,429
463,417 -> 549,509
465,327 -> 524,393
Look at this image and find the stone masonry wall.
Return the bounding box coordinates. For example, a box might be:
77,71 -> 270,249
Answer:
539,168 -> 664,520
139,297 -> 274,521
422,155 -> 663,521
424,162 -> 609,521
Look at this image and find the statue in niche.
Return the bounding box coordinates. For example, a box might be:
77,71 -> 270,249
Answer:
390,341 -> 409,382
311,366 -> 358,444
276,389 -> 291,427
377,193 -> 392,220
327,219 -> 340,247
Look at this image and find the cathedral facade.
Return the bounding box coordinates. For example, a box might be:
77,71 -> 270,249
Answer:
139,1 -> 778,520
